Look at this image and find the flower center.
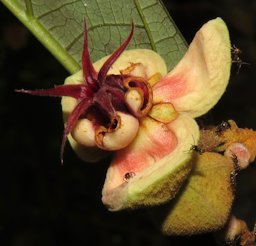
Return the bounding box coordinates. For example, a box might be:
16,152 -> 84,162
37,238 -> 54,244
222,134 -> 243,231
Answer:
84,73 -> 152,129
71,71 -> 153,151
15,20 -> 176,163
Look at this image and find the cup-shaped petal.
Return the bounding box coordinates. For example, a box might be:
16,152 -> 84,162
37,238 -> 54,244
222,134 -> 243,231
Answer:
153,18 -> 231,118
93,49 -> 167,79
95,112 -> 139,151
72,118 -> 96,147
102,114 -> 199,210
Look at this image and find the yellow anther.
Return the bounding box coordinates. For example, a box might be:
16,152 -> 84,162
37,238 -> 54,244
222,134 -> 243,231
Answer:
148,73 -> 162,86
149,103 -> 178,123
120,62 -> 142,75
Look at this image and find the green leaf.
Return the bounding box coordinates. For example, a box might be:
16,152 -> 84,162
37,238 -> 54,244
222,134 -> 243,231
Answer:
2,0 -> 187,74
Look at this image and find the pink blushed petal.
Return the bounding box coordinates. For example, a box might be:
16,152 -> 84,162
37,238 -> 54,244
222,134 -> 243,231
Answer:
61,97 -> 93,163
97,22 -> 134,84
102,115 -> 199,210
104,117 -> 178,189
118,119 -> 177,170
153,73 -> 189,102
153,18 -> 231,118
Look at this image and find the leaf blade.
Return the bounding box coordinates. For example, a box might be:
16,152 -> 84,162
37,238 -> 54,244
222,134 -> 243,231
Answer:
1,0 -> 81,74
2,0 -> 187,73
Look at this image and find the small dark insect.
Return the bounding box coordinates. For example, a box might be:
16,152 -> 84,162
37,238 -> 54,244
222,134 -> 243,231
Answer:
230,170 -> 238,193
229,152 -> 240,193
124,172 -> 135,182
231,44 -> 242,56
231,45 -> 250,74
215,121 -> 231,135
231,152 -> 240,173
224,238 -> 239,246
197,129 -> 222,153
190,145 -> 204,155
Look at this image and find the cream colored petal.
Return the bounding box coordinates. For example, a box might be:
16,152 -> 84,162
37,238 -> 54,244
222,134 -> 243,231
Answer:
95,112 -> 139,151
93,49 -> 167,79
153,18 -> 231,118
71,118 -> 96,147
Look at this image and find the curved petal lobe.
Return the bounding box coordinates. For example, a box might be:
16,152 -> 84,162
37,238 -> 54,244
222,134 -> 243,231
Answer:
102,115 -> 199,210
153,18 -> 231,118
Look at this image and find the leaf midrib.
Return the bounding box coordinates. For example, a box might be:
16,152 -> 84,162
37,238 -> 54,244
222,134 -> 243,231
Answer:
134,0 -> 157,51
1,0 -> 81,74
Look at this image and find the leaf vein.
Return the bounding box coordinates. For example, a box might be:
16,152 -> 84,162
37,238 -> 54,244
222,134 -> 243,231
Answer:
65,32 -> 83,51
141,2 -> 158,11
134,0 -> 157,51
36,0 -> 81,20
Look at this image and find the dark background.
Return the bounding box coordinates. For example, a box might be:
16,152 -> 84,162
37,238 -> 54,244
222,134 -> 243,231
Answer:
0,0 -> 256,245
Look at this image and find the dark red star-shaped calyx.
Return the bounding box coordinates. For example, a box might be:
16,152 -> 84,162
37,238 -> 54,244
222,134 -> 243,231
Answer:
16,20 -> 153,163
